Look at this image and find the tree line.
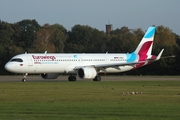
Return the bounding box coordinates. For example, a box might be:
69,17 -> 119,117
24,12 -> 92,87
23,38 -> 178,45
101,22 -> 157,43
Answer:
0,19 -> 180,75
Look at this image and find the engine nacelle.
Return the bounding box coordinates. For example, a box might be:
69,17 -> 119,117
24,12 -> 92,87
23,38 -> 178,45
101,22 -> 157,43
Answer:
41,73 -> 59,79
77,67 -> 97,79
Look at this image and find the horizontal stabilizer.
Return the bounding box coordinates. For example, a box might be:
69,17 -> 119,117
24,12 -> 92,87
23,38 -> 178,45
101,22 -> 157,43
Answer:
161,55 -> 176,59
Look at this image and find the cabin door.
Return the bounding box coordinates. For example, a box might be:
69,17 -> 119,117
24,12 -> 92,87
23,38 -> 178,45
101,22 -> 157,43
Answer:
27,56 -> 33,66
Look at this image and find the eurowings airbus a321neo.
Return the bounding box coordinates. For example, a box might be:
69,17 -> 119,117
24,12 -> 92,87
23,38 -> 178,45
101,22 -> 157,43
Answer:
5,26 -> 164,82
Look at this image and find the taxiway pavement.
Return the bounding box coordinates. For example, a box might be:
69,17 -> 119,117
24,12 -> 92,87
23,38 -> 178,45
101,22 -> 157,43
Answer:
0,75 -> 179,82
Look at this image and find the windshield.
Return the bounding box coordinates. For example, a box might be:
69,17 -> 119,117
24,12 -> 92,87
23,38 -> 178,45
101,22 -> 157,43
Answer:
10,58 -> 23,62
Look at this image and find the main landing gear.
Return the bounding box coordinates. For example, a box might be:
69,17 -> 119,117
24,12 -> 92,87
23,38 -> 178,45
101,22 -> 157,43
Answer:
68,75 -> 77,81
93,75 -> 101,81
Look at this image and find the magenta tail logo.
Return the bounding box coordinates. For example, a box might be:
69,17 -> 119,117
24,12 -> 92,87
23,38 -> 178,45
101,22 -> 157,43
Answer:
138,41 -> 153,55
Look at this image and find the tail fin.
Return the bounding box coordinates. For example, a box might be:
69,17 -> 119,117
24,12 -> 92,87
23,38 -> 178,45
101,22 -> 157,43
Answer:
134,27 -> 156,56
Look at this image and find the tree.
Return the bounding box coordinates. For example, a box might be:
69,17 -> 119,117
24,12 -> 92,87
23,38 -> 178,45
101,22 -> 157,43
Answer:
108,26 -> 138,53
154,26 -> 177,51
16,19 -> 41,50
50,24 -> 67,53
0,21 -> 14,47
174,33 -> 180,46
66,25 -> 108,53
0,21 -> 15,74
31,24 -> 55,53
66,25 -> 94,52
90,29 -> 107,52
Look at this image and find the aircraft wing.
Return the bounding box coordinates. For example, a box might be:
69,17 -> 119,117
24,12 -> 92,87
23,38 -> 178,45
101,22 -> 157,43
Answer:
74,61 -> 145,70
95,61 -> 144,68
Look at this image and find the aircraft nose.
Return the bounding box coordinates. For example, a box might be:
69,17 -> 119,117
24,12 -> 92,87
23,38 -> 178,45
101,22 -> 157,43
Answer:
4,62 -> 14,72
5,63 -> 10,71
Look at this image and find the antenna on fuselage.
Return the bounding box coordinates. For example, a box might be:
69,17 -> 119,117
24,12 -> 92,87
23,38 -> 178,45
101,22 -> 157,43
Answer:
25,51 -> 28,54
44,51 -> 47,54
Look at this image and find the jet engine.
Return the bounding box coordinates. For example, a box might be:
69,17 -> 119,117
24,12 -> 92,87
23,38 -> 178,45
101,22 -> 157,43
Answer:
77,67 -> 97,79
41,73 -> 59,79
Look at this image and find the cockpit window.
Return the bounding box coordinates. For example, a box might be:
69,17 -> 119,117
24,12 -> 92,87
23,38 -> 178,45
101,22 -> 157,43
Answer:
10,58 -> 23,62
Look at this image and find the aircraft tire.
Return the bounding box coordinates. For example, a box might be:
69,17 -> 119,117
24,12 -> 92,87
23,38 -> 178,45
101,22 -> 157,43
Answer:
22,78 -> 27,82
93,76 -> 101,81
68,76 -> 76,81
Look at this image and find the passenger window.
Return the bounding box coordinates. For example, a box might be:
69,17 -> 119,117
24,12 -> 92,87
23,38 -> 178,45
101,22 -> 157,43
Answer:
10,58 -> 23,62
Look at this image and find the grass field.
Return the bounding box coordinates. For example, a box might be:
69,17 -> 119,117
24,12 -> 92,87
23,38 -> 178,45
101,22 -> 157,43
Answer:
0,79 -> 180,120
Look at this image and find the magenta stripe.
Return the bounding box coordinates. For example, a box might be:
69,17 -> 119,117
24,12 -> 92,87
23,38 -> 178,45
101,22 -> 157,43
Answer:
138,41 -> 152,55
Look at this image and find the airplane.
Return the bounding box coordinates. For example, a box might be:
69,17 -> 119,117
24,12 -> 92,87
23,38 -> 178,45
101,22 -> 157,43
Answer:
5,26 -> 164,82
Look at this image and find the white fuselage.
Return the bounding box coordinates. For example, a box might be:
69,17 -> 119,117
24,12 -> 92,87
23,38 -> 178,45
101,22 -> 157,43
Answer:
5,53 -> 136,74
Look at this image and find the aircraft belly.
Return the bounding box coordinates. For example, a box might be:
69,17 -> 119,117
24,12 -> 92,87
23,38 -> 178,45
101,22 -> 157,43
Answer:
24,64 -> 65,73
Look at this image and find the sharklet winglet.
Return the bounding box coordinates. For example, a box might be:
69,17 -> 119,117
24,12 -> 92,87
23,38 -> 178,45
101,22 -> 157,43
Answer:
156,49 -> 164,60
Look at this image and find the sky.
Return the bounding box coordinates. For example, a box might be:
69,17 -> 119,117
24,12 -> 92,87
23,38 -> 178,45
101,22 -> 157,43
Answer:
0,0 -> 180,35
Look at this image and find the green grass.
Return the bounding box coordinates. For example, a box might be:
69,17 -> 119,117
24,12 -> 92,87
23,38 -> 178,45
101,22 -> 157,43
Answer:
0,80 -> 180,120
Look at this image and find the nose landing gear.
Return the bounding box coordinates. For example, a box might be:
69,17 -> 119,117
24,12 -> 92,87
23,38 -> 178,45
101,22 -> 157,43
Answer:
22,73 -> 28,82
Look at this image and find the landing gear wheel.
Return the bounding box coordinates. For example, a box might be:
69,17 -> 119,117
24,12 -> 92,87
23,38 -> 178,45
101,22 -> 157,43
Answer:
22,73 -> 28,82
22,78 -> 27,82
68,75 -> 76,81
93,76 -> 101,81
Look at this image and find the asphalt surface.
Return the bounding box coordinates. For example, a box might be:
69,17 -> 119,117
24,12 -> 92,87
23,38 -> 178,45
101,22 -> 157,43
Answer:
0,75 -> 179,82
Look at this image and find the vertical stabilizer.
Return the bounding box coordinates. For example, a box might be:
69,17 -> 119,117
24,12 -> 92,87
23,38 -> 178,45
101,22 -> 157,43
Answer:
134,27 -> 156,56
